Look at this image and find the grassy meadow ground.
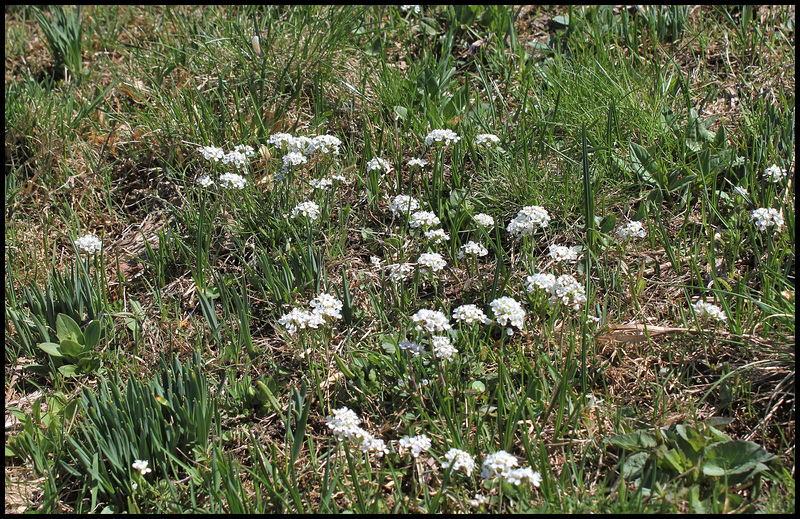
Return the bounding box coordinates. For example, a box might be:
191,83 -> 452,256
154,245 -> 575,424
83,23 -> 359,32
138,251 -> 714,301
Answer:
4,5 -> 795,513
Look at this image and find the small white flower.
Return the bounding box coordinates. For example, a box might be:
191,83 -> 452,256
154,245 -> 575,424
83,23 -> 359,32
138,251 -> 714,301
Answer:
507,206 -> 550,237
418,252 -> 447,273
306,134 -> 342,156
548,244 -> 579,263
218,172 -> 247,189
473,213 -> 495,229
489,297 -> 525,333
469,494 -> 488,507
430,335 -> 458,360
750,207 -> 784,232
310,293 -> 343,320
692,300 -> 727,322
457,241 -> 488,259
616,221 -> 647,240
309,177 -> 334,190
407,157 -> 429,168
399,340 -> 426,356
400,5 -> 421,14
358,434 -> 389,457
197,175 -> 214,187
132,460 -> 152,475
389,195 -> 420,216
475,133 -> 501,147
223,149 -> 250,171
549,274 -> 587,311
504,466 -> 542,487
398,434 -> 432,458
251,35 -> 262,58
278,307 -> 325,334
267,133 -> 294,149
288,136 -> 314,155
410,309 -> 452,333
452,304 -> 489,325
290,201 -> 320,221
425,129 -> 461,146
386,262 -> 415,282
282,151 -> 308,171
441,448 -> 476,476
409,211 -> 440,229
199,145 -> 225,162
325,407 -> 362,441
367,157 -> 393,174
75,234 -> 102,255
424,228 -> 450,243
481,450 -> 518,480
763,164 -> 786,183
526,273 -> 556,293
370,256 -> 383,269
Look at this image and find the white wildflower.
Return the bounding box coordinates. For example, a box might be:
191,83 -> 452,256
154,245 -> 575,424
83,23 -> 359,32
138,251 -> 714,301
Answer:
616,221 -> 647,240
410,309 -> 452,333
452,304 -> 489,325
441,448 -> 476,476
457,241 -> 488,259
398,434 -> 432,458
389,195 -> 420,216
409,211 -> 440,228
75,234 -> 102,255
475,133 -> 501,147
489,296 -> 525,334
219,172 -> 247,189
764,164 -> 786,183
425,129 -> 461,146
750,207 -> 784,232
507,206 -> 550,237
290,201 -> 320,221
692,300 -> 727,322
418,252 -> 447,273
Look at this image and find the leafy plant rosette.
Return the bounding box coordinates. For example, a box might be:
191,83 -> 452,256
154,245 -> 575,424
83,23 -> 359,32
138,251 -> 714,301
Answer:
35,313 -> 103,377
605,417 -> 780,513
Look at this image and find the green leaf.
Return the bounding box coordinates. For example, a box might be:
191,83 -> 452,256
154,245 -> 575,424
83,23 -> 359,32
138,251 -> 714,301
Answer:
629,142 -> 659,185
702,440 -> 777,477
599,214 -> 617,234
84,320 -> 101,349
56,313 -> 84,344
60,339 -> 85,358
621,451 -> 649,477
605,430 -> 658,450
58,364 -> 80,378
38,342 -> 64,357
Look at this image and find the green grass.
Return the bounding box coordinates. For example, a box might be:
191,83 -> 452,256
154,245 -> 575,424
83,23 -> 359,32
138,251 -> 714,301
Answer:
5,5 -> 795,514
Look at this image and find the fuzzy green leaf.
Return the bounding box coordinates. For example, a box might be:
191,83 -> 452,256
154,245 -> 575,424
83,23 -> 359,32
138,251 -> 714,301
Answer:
38,342 -> 64,357
56,313 -> 84,345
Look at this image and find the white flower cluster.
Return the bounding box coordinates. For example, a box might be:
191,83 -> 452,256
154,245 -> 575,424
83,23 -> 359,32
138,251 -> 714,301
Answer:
197,175 -> 214,187
692,300 -> 726,322
430,335 -> 458,361
278,292 -> 343,334
309,293 -> 343,320
548,244 -> 578,263
452,304 -> 489,325
458,241 -> 488,259
290,201 -> 320,221
75,234 -> 102,255
616,221 -> 647,240
425,129 -> 461,147
400,4 -> 421,14
441,448 -> 476,476
219,172 -> 247,189
750,207 -> 784,232
527,273 -> 586,310
389,195 -> 420,216
305,134 -> 342,156
199,145 -> 225,162
399,340 -> 426,356
489,296 -> 525,335
367,157 -> 393,174
282,151 -> 308,172
475,133 -> 500,147
309,174 -> 346,190
763,164 -> 786,183
418,252 -> 447,274
409,211 -> 440,228
424,228 -> 450,244
480,451 -> 541,486
277,308 -> 325,335
410,309 -> 452,333
132,459 -> 152,475
325,407 -> 389,457
473,213 -> 495,229
398,434 -> 432,458
407,157 -> 428,168
386,262 -> 415,282
507,205 -> 550,237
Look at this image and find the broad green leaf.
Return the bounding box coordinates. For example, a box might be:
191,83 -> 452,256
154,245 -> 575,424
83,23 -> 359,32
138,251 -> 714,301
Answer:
599,214 -> 616,234
659,448 -> 687,474
605,431 -> 658,450
630,142 -> 659,185
58,364 -> 80,377
84,320 -> 101,348
702,440 -> 777,476
621,451 -> 649,477
56,313 -> 84,345
60,339 -> 85,358
38,342 -> 64,357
